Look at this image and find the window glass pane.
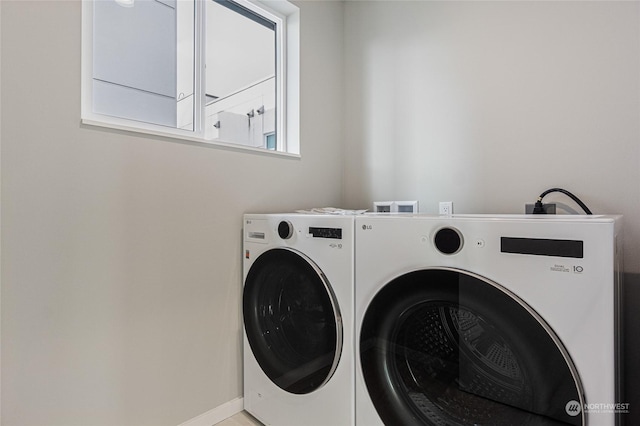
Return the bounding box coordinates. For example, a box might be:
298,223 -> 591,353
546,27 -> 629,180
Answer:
92,0 -> 195,130
204,0 -> 277,149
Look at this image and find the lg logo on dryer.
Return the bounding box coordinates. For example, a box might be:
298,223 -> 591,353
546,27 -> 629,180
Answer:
362,224 -> 372,230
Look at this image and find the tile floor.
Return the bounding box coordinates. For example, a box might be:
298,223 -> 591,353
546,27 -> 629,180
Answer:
215,411 -> 262,426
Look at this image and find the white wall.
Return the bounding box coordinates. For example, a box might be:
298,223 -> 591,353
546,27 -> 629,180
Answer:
344,0 -> 640,273
0,0 -> 343,425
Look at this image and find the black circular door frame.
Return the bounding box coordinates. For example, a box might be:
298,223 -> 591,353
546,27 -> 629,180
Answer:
244,247 -> 343,395
360,267 -> 586,426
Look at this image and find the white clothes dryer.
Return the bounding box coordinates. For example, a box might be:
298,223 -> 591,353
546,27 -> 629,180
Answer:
243,214 -> 355,426
355,214 -> 623,426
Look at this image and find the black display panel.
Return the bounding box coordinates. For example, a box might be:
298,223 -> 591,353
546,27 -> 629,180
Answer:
501,237 -> 584,259
309,227 -> 342,239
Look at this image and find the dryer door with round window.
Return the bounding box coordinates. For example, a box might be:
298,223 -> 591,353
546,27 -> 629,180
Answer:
244,248 -> 343,395
360,268 -> 584,426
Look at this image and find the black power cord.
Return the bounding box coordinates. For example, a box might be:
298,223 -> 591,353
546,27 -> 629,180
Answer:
533,188 -> 593,215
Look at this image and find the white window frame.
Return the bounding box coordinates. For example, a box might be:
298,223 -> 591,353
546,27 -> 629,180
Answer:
81,0 -> 300,156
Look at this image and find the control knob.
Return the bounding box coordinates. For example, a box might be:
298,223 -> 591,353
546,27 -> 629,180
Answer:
278,221 -> 294,240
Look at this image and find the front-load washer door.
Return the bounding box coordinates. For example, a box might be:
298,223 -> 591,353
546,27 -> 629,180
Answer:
243,247 -> 343,395
360,268 -> 584,426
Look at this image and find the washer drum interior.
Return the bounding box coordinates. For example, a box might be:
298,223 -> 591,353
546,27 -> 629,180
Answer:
244,248 -> 343,395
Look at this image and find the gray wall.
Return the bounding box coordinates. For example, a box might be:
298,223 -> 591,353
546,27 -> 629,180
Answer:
0,0 -> 343,424
344,0 -> 640,422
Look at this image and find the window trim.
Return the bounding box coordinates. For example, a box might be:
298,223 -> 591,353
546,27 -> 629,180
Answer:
80,0 -> 300,157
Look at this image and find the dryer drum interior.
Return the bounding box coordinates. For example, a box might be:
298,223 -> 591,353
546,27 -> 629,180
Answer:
360,269 -> 584,426
244,248 -> 343,395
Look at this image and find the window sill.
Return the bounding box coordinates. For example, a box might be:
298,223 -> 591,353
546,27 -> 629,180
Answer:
80,117 -> 302,159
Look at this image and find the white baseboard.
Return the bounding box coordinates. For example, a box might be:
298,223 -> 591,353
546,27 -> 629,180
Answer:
178,397 -> 244,426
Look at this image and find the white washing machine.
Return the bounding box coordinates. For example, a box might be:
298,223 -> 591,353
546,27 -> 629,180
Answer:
355,214 -> 623,426
243,214 -> 355,426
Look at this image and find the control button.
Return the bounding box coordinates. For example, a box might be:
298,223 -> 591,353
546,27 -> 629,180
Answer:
434,227 -> 463,255
277,221 -> 294,240
420,236 -> 429,244
475,239 -> 485,248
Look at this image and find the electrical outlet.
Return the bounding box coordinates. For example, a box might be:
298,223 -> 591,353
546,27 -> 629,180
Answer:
439,201 -> 453,215
525,203 -> 556,214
